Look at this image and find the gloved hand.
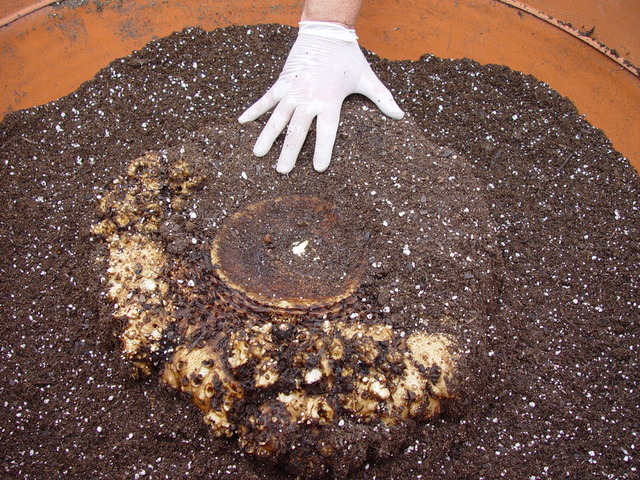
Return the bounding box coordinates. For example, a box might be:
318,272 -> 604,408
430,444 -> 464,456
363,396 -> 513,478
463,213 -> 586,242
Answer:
238,21 -> 405,174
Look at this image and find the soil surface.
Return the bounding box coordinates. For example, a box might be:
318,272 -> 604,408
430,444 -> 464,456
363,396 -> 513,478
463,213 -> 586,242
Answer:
1,24 -> 638,480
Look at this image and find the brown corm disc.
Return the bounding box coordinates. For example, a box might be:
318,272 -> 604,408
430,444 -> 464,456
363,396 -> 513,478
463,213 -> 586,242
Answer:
210,195 -> 366,311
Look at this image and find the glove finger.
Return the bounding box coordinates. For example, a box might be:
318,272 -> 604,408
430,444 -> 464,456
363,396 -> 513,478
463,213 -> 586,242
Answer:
313,107 -> 341,172
356,70 -> 405,120
276,108 -> 315,174
253,100 -> 295,157
238,87 -> 279,124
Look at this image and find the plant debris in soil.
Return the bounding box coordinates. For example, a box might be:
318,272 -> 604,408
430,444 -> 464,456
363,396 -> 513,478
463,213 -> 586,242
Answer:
1,24 -> 638,480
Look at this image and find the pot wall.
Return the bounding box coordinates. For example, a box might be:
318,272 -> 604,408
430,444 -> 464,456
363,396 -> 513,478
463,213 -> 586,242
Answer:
1,0 -> 638,172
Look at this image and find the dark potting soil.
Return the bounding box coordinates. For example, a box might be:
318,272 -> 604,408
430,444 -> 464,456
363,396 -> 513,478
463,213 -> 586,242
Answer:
1,24 -> 638,480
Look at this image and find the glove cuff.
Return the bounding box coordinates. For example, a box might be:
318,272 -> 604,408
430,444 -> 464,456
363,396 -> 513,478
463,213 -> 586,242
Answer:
298,21 -> 358,42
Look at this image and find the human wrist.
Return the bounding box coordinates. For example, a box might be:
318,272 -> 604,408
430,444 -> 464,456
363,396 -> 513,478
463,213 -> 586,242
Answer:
301,0 -> 362,29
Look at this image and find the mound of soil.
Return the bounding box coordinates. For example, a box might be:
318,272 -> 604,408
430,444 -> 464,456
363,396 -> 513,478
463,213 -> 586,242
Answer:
89,104 -> 500,478
1,24 -> 638,480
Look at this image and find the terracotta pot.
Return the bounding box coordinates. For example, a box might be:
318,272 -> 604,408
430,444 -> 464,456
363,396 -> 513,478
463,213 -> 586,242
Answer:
1,0 -> 638,172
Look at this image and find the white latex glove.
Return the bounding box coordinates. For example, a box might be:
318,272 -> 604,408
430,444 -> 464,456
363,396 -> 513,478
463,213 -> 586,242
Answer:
238,21 -> 405,174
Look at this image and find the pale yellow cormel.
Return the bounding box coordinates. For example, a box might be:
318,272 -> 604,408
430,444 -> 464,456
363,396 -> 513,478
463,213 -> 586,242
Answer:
407,332 -> 456,398
92,152 -> 203,372
278,391 -> 334,425
161,342 -> 242,437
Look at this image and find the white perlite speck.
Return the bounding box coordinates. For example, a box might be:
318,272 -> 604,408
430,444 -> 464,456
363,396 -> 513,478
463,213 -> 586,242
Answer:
292,240 -> 309,256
